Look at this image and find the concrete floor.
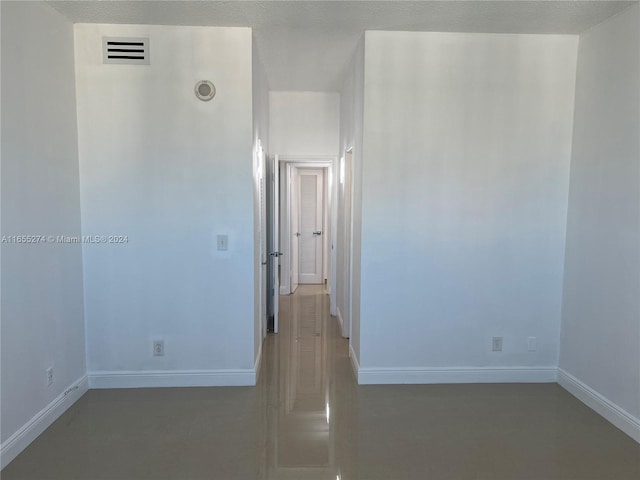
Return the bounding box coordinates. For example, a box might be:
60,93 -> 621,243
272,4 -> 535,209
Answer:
3,285 -> 639,479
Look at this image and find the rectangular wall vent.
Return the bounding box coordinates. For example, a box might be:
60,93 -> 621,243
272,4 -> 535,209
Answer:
103,37 -> 150,65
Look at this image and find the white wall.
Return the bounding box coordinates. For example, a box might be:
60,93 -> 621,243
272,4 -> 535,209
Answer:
357,31 -> 578,383
269,91 -> 340,157
338,38 -> 365,364
1,2 -> 87,466
75,24 -> 256,387
559,4 -> 640,442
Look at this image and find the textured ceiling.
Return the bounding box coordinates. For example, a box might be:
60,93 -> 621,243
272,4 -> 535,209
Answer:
49,1 -> 636,91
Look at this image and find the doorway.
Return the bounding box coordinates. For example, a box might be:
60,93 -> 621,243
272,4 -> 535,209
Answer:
266,157 -> 335,334
277,158 -> 334,298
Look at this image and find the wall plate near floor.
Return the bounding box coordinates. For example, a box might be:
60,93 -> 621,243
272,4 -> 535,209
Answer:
153,340 -> 164,356
492,336 -> 503,352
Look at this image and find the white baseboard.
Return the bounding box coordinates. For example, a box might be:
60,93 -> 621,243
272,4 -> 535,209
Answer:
279,286 -> 290,295
349,344 -> 360,381
88,369 -> 256,389
558,368 -> 640,443
1,374 -> 88,469
356,366 -> 557,385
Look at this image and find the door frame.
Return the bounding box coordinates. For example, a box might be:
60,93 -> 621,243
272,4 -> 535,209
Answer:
338,148 -> 355,339
277,156 -> 337,315
269,154 -> 281,333
257,142 -> 268,342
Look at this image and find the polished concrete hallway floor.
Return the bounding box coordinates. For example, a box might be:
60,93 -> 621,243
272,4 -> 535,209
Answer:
3,285 -> 639,479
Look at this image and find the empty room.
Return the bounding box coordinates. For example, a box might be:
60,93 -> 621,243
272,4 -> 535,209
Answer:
1,1 -> 639,479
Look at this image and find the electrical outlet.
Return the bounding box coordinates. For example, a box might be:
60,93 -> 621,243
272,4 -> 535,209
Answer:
153,340 -> 164,356
46,367 -> 54,386
492,336 -> 503,352
527,336 -> 537,352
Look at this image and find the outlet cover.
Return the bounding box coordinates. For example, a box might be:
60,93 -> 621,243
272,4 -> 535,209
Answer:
527,336 -> 537,352
153,340 -> 164,356
46,367 -> 54,386
492,336 -> 503,352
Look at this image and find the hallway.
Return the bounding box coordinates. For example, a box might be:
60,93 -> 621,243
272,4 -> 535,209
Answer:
3,285 -> 639,479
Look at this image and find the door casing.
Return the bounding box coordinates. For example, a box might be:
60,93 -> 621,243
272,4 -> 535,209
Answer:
277,157 -> 336,312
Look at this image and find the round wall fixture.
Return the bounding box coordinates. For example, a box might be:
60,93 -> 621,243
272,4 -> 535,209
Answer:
195,80 -> 216,101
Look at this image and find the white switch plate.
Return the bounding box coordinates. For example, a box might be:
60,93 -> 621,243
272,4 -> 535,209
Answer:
527,336 -> 537,351
217,234 -> 228,251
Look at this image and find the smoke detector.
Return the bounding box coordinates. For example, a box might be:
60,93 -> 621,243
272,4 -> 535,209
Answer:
195,80 -> 216,101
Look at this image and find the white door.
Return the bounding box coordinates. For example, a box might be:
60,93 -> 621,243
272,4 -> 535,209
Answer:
259,148 -> 267,340
298,168 -> 324,284
343,152 -> 353,338
270,155 -> 281,333
290,165 -> 300,293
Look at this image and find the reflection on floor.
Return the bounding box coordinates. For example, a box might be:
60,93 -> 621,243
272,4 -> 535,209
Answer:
3,285 -> 640,479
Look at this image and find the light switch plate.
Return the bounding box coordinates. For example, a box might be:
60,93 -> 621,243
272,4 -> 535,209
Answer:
217,234 -> 228,251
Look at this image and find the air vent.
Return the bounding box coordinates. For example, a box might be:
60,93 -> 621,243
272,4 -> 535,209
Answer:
103,37 -> 149,65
